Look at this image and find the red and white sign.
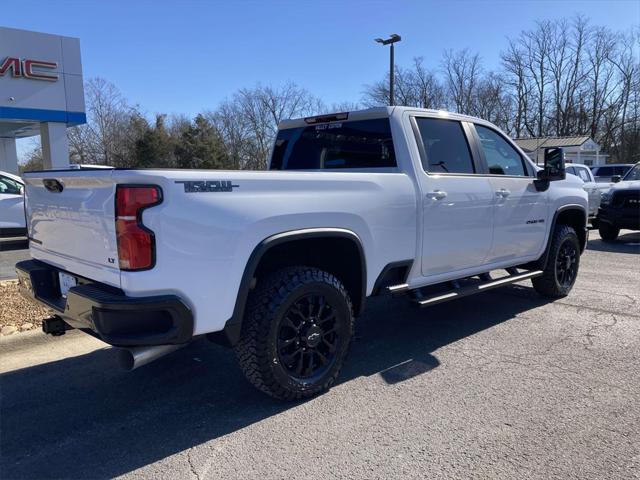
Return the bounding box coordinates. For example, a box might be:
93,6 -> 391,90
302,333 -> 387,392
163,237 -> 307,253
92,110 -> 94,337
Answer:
0,56 -> 58,81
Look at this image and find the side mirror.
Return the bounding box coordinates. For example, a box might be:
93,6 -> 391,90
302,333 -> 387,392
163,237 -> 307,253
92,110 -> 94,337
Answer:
611,175 -> 622,183
534,147 -> 565,191
543,147 -> 565,181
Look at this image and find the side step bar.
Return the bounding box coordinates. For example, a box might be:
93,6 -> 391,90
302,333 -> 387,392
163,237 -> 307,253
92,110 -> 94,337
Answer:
415,270 -> 543,307
385,283 -> 410,295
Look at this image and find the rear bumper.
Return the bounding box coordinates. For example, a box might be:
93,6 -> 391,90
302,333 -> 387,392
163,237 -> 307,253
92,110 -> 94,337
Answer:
16,260 -> 193,347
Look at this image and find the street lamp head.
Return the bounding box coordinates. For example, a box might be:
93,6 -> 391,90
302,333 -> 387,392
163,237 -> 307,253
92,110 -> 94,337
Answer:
374,34 -> 402,45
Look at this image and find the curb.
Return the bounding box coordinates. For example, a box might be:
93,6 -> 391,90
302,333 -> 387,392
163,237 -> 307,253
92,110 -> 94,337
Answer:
0,328 -> 84,354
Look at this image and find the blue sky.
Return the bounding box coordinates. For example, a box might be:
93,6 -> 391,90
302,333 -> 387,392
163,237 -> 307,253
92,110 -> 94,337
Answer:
4,0 -> 639,119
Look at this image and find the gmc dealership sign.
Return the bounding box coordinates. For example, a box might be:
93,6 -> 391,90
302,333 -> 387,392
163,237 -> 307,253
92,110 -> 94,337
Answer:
0,56 -> 58,81
0,26 -> 85,123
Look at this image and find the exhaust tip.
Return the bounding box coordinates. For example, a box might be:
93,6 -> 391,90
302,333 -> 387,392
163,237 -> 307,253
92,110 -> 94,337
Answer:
116,344 -> 187,371
117,348 -> 135,371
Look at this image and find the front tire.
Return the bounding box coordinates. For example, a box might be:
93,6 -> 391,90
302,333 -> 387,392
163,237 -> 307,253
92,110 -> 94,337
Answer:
532,225 -> 580,298
598,222 -> 619,242
234,266 -> 354,400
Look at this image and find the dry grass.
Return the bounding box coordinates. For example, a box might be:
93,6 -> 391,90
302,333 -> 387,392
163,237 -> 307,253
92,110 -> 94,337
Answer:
0,280 -> 52,332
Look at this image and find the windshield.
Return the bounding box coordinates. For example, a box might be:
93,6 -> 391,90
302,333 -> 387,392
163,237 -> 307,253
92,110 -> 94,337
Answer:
270,118 -> 396,170
623,164 -> 640,181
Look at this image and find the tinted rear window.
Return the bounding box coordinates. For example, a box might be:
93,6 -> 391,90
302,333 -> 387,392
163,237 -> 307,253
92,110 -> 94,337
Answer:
270,119 -> 396,170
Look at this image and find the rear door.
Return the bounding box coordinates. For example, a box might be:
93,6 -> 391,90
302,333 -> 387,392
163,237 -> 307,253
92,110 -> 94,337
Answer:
24,170 -> 120,286
412,116 -> 494,277
471,124 -> 548,263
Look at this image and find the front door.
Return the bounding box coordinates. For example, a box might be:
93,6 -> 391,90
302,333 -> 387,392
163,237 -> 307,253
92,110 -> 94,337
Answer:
413,117 -> 494,277
473,125 -> 548,263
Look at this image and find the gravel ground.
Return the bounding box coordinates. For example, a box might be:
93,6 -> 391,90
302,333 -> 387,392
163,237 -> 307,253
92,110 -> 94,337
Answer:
1,230 -> 639,479
0,280 -> 52,336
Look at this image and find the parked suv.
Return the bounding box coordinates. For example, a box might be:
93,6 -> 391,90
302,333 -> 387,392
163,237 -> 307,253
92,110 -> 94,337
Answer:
597,162 -> 640,241
17,107 -> 588,400
591,164 -> 634,184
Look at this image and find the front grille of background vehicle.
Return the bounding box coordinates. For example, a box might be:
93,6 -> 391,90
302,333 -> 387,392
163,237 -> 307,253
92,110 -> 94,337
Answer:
611,191 -> 640,208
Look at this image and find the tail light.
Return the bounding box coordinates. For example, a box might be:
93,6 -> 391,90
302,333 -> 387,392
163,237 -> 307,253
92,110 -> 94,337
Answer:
115,185 -> 162,271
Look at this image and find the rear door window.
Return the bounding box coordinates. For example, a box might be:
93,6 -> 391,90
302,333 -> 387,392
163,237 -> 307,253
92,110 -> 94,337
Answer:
574,166 -> 592,182
414,118 -> 475,174
270,118 -> 396,170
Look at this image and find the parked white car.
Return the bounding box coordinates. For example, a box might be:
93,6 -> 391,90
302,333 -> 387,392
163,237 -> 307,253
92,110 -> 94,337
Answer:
566,163 -> 601,221
0,170 -> 26,237
17,107 -> 588,400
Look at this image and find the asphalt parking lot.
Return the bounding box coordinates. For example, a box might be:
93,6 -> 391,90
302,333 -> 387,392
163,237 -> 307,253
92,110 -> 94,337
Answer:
1,230 -> 639,479
0,238 -> 29,280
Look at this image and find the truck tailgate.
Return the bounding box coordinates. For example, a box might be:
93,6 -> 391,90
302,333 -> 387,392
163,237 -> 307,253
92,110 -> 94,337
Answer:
23,170 -> 120,287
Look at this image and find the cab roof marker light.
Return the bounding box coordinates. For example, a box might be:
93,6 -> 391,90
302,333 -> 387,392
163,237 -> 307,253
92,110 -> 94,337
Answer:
304,112 -> 349,124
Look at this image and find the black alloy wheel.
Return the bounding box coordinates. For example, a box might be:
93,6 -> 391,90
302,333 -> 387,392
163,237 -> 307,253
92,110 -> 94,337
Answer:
555,240 -> 578,288
277,293 -> 339,380
235,266 -> 354,400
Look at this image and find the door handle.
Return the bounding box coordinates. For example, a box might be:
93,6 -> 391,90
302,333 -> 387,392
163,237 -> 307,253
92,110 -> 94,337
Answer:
495,188 -> 511,198
426,190 -> 447,200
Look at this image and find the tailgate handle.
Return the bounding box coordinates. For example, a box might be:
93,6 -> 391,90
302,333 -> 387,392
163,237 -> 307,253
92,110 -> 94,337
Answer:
43,179 -> 64,193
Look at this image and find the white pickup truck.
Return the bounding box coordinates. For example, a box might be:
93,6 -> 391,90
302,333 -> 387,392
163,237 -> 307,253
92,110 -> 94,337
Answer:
17,107 -> 588,400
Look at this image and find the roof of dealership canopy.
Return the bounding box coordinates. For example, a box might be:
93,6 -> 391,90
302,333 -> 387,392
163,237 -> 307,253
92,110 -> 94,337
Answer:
513,136 -> 592,152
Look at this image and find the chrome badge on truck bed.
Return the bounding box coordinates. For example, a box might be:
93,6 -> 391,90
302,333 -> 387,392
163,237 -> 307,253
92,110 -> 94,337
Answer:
175,180 -> 239,193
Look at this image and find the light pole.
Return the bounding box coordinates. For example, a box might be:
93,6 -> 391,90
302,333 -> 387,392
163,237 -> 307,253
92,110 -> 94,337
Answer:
374,34 -> 401,106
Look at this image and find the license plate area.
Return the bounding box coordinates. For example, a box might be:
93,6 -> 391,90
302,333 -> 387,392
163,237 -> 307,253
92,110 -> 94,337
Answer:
58,272 -> 77,298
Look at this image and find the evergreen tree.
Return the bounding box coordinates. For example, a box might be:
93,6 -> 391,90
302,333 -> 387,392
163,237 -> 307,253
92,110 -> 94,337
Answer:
175,114 -> 231,169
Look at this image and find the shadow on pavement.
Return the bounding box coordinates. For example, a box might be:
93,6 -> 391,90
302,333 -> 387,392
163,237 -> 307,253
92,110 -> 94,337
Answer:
0,285 -> 549,479
587,231 -> 640,254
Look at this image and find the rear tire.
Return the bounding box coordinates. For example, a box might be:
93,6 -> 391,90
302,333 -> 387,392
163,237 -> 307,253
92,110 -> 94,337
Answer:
598,222 -> 619,242
532,225 -> 580,298
234,266 -> 354,400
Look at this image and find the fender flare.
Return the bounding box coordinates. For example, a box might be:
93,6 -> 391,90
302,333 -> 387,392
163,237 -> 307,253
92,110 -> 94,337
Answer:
216,228 -> 366,346
535,204 -> 588,270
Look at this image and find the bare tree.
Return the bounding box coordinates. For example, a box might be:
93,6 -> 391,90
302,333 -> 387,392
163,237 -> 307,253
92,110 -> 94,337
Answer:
547,16 -> 589,136
474,72 -> 514,134
362,57 -> 445,109
501,39 -> 532,137
212,82 -> 323,169
521,20 -> 554,136
587,26 -> 617,139
442,49 -> 482,115
603,29 -> 640,161
67,78 -> 141,166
